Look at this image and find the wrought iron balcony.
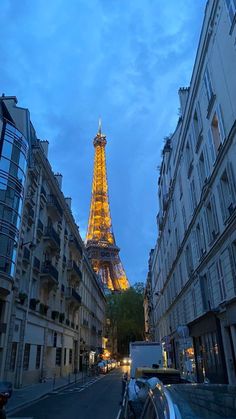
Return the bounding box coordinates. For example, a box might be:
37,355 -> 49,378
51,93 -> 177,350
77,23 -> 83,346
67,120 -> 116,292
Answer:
66,287 -> 82,309
47,194 -> 63,219
43,226 -> 60,249
40,186 -> 47,208
69,235 -> 83,256
40,261 -> 59,289
67,260 -> 82,280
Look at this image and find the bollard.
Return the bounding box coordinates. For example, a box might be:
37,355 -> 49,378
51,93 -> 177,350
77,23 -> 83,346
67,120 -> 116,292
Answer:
68,372 -> 71,384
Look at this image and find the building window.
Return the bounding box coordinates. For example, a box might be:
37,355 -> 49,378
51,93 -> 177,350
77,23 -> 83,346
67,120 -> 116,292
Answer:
56,348 -> 62,366
225,0 -> 236,25
198,151 -> 207,187
182,205 -> 187,231
195,220 -> 206,259
9,342 -> 17,371
211,107 -> 225,153
190,178 -> 197,212
204,66 -> 214,103
200,274 -> 213,311
205,195 -> 219,244
218,163 -> 236,221
64,348 -> 67,365
23,343 -> 30,370
192,103 -> 203,151
175,227 -> 180,251
216,259 -> 227,302
192,287 -> 197,317
186,138 -> 194,178
185,242 -> 194,276
69,349 -> 73,364
178,173 -> 183,199
35,345 -> 41,369
179,262 -> 184,288
183,299 -> 187,323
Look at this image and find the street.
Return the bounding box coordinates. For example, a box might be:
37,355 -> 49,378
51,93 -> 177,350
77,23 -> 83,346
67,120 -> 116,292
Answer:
9,367 -> 127,419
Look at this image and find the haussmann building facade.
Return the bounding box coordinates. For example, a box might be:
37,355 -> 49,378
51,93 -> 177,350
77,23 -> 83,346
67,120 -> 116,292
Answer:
148,0 -> 236,384
0,95 -> 106,387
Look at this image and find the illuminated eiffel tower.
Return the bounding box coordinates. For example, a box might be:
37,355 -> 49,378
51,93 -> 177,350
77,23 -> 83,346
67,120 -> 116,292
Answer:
86,120 -> 129,291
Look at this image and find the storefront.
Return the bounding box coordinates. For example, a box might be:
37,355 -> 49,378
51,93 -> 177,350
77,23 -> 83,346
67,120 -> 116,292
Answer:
189,311 -> 228,383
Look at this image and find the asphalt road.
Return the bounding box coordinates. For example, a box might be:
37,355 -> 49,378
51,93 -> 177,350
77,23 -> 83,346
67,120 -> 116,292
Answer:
9,367 -> 129,419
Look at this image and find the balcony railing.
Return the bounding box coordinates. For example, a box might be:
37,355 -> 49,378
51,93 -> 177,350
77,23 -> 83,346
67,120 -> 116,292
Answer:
67,260 -> 82,280
40,261 -> 59,289
44,226 -> 61,249
47,194 -> 63,218
69,235 -> 83,256
66,287 -> 82,307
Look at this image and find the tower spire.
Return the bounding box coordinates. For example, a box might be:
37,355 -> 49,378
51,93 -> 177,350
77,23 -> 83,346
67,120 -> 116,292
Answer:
98,117 -> 102,135
86,124 -> 129,291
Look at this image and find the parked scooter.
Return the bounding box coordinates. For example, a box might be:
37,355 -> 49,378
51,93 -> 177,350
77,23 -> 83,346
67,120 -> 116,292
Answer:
0,382 -> 12,419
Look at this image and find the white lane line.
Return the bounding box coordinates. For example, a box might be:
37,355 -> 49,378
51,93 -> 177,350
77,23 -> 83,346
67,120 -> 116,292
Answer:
115,409 -> 122,419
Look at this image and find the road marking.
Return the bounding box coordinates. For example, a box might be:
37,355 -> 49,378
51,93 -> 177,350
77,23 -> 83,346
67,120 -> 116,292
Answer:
115,409 -> 122,419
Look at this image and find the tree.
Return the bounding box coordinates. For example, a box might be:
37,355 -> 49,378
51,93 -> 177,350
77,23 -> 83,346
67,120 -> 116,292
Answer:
106,282 -> 145,357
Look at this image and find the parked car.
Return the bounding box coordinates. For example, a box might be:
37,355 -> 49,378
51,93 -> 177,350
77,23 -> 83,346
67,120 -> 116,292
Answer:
97,361 -> 107,374
140,383 -> 236,419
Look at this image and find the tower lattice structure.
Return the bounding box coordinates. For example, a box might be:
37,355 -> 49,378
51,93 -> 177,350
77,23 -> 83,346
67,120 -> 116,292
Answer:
86,122 -> 129,291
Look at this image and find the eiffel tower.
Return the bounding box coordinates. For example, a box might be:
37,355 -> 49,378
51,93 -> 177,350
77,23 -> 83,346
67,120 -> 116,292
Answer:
86,121 -> 129,291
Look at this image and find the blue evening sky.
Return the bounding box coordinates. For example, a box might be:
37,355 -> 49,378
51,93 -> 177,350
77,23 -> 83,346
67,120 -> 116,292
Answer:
0,0 -> 206,285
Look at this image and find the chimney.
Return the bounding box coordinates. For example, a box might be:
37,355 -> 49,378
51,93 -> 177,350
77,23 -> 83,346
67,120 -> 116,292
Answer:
65,197 -> 72,209
40,140 -> 49,157
178,87 -> 189,116
55,173 -> 63,189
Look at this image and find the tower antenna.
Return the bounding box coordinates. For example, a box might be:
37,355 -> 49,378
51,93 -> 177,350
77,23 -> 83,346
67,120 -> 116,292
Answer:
98,117 -> 102,135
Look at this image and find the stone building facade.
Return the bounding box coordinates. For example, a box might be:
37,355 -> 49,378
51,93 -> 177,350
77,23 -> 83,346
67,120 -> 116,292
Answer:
0,95 -> 106,387
150,0 -> 236,384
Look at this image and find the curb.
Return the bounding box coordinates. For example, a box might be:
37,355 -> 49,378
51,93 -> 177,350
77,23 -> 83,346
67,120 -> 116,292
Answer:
6,376 -> 85,417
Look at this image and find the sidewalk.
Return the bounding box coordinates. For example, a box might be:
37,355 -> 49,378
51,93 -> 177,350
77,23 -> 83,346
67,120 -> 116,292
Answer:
6,371 -> 84,416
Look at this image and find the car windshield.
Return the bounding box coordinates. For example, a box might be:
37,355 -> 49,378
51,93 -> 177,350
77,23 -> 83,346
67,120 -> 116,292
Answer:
166,384 -> 236,419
